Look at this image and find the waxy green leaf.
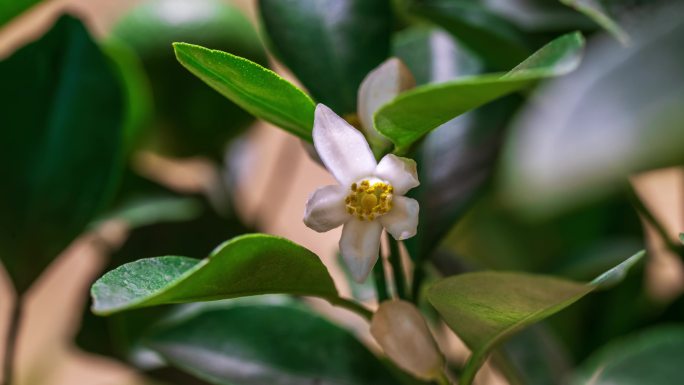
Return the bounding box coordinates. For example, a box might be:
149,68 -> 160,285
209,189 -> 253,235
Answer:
91,234 -> 338,315
259,0 -> 393,114
428,250 -> 644,385
375,32 -> 584,152
142,301 -> 403,385
572,326 -> 684,385
173,43 -> 315,141
0,15 -> 125,292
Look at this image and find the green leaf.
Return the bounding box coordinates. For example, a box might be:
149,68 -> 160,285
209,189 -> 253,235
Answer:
112,0 -> 268,158
560,0 -> 629,45
142,301 -> 403,385
572,326 -> 684,385
259,0 -> 393,114
173,43 -> 315,141
0,15 -> 125,292
427,250 -> 644,385
409,0 -> 531,70
501,9 -> 684,217
375,31 -> 584,152
0,0 -> 41,26
91,234 -> 338,315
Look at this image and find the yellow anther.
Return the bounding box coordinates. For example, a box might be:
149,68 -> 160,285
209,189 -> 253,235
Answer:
345,179 -> 394,221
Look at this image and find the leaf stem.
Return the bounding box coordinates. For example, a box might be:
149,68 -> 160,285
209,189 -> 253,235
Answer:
329,297 -> 373,321
627,184 -> 684,259
388,239 -> 408,300
2,298 -> 22,385
373,256 -> 390,303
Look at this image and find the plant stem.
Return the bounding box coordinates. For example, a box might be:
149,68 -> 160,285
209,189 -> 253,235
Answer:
373,256 -> 390,303
627,184 -> 684,258
2,299 -> 22,385
435,370 -> 452,385
329,297 -> 373,321
411,263 -> 425,303
388,239 -> 408,300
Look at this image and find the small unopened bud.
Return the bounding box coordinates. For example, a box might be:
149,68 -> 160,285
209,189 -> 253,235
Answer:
370,300 -> 444,380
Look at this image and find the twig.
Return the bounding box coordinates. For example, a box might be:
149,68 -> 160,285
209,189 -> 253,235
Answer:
373,256 -> 390,303
627,184 -> 684,259
329,297 -> 373,321
2,299 -> 22,385
388,239 -> 408,300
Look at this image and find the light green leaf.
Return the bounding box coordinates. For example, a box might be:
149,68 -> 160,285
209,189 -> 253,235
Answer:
259,0 -> 392,114
173,43 -> 315,141
427,250 -> 644,385
142,301 -> 407,385
0,15 -> 125,292
501,8 -> 684,217
560,0 -> 629,45
572,326 -> 684,385
91,234 -> 338,315
375,32 -> 584,152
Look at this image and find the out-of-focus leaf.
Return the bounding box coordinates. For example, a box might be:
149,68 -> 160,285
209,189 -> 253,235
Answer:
428,250 -> 644,385
259,0 -> 393,114
375,32 -> 584,152
571,326 -> 684,385
111,0 -> 267,158
443,191 -> 643,274
142,301 -> 403,385
102,40 -> 154,155
0,15 -> 125,292
392,27 -> 483,86
560,0 -> 630,45
91,234 -> 338,315
0,0 -> 40,26
409,0 -> 531,69
501,7 -> 684,217
501,325 -> 572,385
174,43 -> 315,141
94,196 -> 203,229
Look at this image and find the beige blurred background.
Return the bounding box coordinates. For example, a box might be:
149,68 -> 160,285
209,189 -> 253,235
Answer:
1,1 -> 683,385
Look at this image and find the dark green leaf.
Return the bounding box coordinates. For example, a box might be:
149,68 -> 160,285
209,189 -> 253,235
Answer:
143,301 -> 402,385
259,0 -> 393,114
427,250 -> 644,384
375,32 -> 584,152
409,0 -> 531,69
501,7 -> 684,217
0,15 -> 125,292
174,43 -> 315,141
91,234 -> 338,315
572,326 -> 684,385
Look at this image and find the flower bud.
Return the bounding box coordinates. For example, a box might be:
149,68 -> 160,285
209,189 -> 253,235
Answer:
370,300 -> 444,380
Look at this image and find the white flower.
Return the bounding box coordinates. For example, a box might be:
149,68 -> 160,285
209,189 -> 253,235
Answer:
303,103 -> 420,282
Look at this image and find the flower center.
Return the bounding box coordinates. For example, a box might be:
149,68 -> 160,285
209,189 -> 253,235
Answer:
345,179 -> 393,221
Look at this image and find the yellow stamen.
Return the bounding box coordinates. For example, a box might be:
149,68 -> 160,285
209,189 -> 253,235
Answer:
344,179 -> 394,221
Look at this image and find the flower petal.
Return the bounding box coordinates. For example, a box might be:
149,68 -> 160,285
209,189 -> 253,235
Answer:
374,154 -> 420,195
357,57 -> 415,150
313,104 -> 377,186
339,219 -> 383,282
303,185 -> 349,232
380,196 -> 419,241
